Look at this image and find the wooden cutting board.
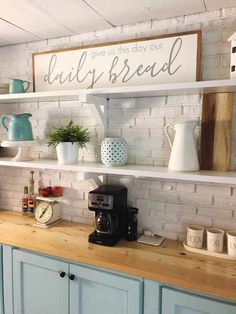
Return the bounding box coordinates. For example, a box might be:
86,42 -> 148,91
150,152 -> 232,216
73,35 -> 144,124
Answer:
200,93 -> 233,171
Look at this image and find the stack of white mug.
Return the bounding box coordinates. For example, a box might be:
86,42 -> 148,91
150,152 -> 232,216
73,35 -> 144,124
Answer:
187,225 -> 236,257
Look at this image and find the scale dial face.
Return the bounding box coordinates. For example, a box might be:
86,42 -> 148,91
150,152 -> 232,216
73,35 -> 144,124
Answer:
35,202 -> 53,224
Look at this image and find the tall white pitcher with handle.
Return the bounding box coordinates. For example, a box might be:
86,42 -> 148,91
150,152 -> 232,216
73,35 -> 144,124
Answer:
165,120 -> 199,171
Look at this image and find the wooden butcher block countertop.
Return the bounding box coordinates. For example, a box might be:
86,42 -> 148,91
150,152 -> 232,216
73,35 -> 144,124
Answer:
0,211 -> 235,302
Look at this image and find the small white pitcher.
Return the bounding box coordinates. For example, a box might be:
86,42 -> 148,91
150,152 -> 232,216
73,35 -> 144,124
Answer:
165,120 -> 199,171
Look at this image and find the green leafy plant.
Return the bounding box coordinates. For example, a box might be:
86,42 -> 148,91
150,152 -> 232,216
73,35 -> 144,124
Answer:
47,120 -> 90,149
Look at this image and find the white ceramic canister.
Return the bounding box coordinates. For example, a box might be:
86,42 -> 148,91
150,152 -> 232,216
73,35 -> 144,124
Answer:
187,225 -> 204,249
206,228 -> 224,253
226,231 -> 236,257
101,137 -> 128,166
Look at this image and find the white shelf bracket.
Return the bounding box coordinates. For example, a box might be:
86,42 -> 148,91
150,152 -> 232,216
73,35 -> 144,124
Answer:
84,94 -> 107,126
76,172 -> 104,188
77,92 -> 87,103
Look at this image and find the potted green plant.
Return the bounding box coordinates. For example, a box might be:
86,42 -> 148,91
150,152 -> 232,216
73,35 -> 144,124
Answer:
47,120 -> 90,165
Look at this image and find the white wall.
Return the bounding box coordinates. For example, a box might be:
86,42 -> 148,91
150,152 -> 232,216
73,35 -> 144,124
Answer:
0,7 -> 236,239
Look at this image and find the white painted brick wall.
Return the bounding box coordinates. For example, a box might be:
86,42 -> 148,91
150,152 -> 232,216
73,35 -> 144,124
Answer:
196,185 -> 231,196
0,8 -> 236,239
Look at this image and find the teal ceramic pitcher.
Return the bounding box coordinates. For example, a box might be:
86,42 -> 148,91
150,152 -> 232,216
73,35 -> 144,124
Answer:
9,78 -> 30,94
0,113 -> 33,141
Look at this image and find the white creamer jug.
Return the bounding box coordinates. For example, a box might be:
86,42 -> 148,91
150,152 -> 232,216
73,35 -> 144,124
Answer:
165,120 -> 199,171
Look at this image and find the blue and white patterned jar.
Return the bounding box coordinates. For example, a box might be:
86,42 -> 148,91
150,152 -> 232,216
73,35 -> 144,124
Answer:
101,137 -> 128,166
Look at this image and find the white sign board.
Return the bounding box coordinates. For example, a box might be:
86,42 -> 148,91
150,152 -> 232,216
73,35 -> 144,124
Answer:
33,31 -> 201,91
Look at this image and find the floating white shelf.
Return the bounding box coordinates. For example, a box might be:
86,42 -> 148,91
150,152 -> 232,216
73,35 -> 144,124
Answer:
91,78 -> 236,98
0,79 -> 236,103
0,158 -> 235,185
0,89 -> 83,103
1,79 -> 236,185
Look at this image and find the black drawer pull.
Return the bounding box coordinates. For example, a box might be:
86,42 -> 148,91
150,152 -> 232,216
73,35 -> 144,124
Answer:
59,271 -> 66,278
69,274 -> 75,280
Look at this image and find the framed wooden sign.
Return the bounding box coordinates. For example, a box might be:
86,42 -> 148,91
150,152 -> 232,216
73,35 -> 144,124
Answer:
33,30 -> 201,92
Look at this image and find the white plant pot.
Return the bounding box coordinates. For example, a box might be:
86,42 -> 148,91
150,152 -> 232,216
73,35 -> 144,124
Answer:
56,142 -> 79,165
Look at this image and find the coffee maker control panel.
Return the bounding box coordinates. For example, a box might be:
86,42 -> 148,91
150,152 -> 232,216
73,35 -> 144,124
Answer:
88,194 -> 114,210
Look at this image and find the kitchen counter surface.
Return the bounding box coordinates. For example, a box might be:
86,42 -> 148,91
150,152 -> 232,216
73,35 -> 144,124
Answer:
0,211 -> 235,302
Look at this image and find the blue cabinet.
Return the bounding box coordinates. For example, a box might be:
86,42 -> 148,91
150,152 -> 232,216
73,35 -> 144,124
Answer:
12,250 -> 69,314
69,264 -> 143,314
0,246 -> 4,314
8,248 -> 143,314
162,288 -> 236,314
144,280 -> 160,314
2,246 -> 236,314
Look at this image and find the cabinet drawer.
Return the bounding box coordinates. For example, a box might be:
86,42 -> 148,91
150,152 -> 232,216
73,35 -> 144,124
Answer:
162,288 -> 236,314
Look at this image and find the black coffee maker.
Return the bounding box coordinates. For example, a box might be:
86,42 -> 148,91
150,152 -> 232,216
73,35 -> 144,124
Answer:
88,185 -> 127,246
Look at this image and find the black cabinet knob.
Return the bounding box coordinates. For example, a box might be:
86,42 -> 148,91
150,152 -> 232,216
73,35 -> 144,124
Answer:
59,271 -> 66,278
69,274 -> 75,280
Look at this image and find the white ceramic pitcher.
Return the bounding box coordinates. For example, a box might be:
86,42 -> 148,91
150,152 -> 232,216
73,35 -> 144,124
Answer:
164,120 -> 199,171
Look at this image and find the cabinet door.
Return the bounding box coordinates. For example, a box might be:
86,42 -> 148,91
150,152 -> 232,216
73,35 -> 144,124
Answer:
13,250 -> 69,314
70,264 -> 143,314
162,288 -> 236,314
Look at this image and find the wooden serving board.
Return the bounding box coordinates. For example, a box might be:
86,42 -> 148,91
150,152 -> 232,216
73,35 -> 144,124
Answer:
200,93 -> 233,171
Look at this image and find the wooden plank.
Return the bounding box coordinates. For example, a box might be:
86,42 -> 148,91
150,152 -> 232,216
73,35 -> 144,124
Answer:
85,0 -> 205,25
200,94 -> 215,170
213,94 -> 233,170
204,0 -> 236,11
30,0 -> 110,33
0,19 -> 38,44
0,0 -> 70,39
200,93 -> 233,171
0,211 -> 235,302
